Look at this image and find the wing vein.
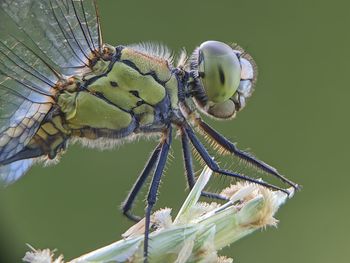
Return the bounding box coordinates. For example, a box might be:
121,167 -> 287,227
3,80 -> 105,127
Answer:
49,0 -> 90,67
52,0 -> 92,63
80,0 -> 97,52
0,41 -> 56,87
71,0 -> 95,54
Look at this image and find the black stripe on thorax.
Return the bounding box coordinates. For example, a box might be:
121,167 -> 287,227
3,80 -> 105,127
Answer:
120,59 -> 168,86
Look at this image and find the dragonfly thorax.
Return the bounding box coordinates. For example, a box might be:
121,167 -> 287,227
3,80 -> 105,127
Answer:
55,45 -> 180,141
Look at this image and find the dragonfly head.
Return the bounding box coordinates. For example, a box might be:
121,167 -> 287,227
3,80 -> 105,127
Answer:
190,40 -> 256,119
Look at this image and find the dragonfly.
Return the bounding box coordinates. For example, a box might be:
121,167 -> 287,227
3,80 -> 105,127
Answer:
0,0 -> 299,261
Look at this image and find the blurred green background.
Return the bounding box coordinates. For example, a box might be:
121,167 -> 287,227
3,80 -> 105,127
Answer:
0,0 -> 349,262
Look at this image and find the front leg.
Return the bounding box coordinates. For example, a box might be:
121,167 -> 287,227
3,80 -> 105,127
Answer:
181,130 -> 228,201
196,118 -> 300,190
183,124 -> 291,195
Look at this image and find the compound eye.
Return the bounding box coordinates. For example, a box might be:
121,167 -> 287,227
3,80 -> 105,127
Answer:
198,41 -> 241,103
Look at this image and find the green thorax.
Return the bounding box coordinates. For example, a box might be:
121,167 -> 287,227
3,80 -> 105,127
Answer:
57,45 -> 180,133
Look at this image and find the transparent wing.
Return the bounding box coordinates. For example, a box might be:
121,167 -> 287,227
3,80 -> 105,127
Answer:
0,33 -> 56,164
0,35 -> 55,186
0,159 -> 34,185
1,0 -> 102,76
0,0 -> 103,184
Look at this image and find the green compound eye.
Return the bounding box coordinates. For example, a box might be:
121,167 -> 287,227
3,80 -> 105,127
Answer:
197,41 -> 241,103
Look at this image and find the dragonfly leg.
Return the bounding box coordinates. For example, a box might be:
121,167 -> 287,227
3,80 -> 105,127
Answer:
181,131 -> 228,201
121,143 -> 162,222
183,125 -> 291,195
144,128 -> 172,263
196,119 -> 300,190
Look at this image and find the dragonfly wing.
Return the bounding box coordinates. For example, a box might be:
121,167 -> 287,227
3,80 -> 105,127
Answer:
0,0 -> 103,184
0,33 -> 56,162
0,0 -> 102,76
0,159 -> 34,185
0,39 -> 55,186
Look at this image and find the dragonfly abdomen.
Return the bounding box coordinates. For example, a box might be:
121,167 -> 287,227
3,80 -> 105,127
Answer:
0,115 -> 69,166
